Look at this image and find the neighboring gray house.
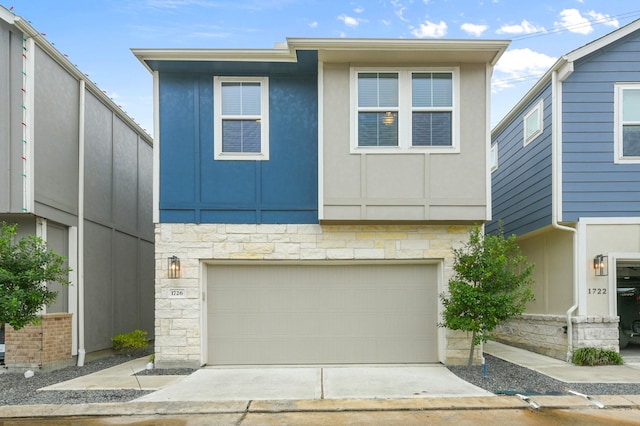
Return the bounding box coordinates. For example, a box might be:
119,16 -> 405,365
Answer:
134,37 -> 509,368
0,6 -> 154,367
488,19 -> 640,361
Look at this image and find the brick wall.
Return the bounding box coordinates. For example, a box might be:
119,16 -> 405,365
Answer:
4,313 -> 73,370
154,223 -> 477,367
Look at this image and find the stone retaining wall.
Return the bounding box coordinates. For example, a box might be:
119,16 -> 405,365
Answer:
494,314 -> 619,361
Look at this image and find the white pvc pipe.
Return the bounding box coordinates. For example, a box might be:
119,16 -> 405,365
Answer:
76,80 -> 86,367
551,70 -> 579,362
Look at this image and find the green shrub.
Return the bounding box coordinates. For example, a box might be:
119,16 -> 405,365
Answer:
572,347 -> 623,366
111,329 -> 149,356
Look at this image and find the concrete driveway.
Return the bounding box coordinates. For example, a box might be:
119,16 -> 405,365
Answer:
134,364 -> 493,402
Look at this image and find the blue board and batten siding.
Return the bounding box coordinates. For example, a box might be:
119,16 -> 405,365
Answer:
158,52 -> 319,224
488,82 -> 553,236
561,32 -> 640,221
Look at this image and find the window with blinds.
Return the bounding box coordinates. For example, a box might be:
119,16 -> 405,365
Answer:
352,68 -> 458,153
214,77 -> 269,161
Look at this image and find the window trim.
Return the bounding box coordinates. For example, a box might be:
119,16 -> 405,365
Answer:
490,142 -> 498,172
213,76 -> 269,161
523,99 -> 543,146
350,67 -> 460,154
614,83 -> 640,164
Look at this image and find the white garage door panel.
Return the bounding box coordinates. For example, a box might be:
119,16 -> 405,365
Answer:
207,263 -> 438,365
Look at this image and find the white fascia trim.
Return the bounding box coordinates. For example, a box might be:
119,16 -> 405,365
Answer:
579,217 -> 640,225
23,36 -> 35,213
485,63 -> 493,220
576,220 -> 588,315
132,48 -> 297,73
287,38 -> 510,65
153,71 -> 160,223
552,71 -> 563,223
564,18 -> 640,63
317,61 -> 325,221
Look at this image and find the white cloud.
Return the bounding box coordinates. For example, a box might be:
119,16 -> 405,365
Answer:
587,10 -> 619,28
391,0 -> 409,23
309,21 -> 318,28
354,6 -> 364,13
556,8 -> 593,35
411,20 -> 447,38
338,14 -> 360,27
461,23 -> 488,37
493,48 -> 556,91
381,19 -> 392,26
496,19 -> 544,35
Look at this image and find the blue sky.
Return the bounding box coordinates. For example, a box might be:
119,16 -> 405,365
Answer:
3,1 -> 640,135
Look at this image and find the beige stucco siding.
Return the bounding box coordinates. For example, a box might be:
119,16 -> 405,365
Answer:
585,222 -> 640,317
321,62 -> 488,222
517,228 -> 574,315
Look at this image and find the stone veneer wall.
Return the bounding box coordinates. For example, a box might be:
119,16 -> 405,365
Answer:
494,314 -> 620,361
154,223 -> 477,368
4,313 -> 73,371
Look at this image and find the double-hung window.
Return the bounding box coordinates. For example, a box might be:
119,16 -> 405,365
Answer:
351,67 -> 458,153
615,83 -> 640,163
214,76 -> 269,160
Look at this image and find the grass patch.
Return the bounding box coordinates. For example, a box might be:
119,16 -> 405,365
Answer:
572,347 -> 623,366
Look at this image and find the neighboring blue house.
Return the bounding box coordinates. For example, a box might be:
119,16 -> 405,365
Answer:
488,19 -> 640,361
134,38 -> 509,368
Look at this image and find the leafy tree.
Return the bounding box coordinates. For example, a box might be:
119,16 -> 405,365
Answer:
439,225 -> 534,366
0,222 -> 70,330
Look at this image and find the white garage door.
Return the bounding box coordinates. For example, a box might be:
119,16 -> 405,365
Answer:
207,263 -> 438,365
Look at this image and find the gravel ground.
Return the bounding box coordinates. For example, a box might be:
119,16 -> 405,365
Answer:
0,354 -> 195,406
2,353 -> 640,406
449,354 -> 640,396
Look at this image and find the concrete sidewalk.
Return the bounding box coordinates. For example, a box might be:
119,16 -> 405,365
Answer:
485,341 -> 640,383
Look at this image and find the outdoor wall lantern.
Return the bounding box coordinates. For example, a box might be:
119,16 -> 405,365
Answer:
168,255 -> 181,279
593,254 -> 607,276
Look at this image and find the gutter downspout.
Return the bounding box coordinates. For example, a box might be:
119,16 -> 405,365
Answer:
551,69 -> 578,363
76,80 -> 86,366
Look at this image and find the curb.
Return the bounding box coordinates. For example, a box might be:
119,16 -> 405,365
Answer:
1,395 -> 640,419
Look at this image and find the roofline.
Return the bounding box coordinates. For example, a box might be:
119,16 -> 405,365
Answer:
3,9 -> 152,143
492,18 -> 640,136
132,37 -> 510,73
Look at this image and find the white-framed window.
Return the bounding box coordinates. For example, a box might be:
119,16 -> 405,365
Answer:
614,83 -> 640,164
490,142 -> 498,172
213,76 -> 269,161
523,100 -> 543,145
350,67 -> 459,154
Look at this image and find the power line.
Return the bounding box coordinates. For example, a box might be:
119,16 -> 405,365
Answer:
509,9 -> 640,42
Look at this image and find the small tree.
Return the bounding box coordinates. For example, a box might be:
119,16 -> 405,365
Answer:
439,225 -> 534,366
0,222 -> 70,330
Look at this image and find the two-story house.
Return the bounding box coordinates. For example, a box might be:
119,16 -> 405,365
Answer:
1,6 -> 154,369
488,19 -> 640,361
134,37 -> 509,368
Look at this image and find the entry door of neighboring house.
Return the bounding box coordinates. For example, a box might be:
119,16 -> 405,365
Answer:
46,222 -> 69,313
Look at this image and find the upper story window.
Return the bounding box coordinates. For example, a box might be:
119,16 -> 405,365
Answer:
490,142 -> 498,172
351,67 -> 459,154
523,100 -> 543,146
615,83 -> 640,164
214,76 -> 269,161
